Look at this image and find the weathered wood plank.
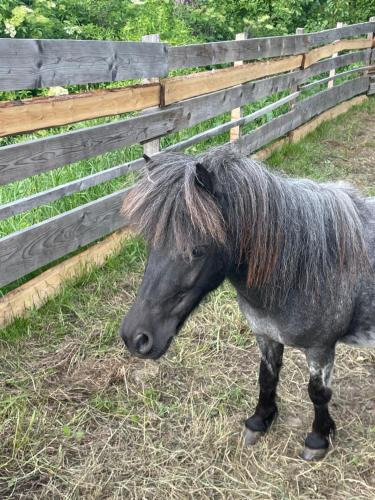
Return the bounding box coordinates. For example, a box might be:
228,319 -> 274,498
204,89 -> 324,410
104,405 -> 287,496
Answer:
168,34 -> 309,69
167,22 -> 375,69
0,38 -> 168,91
0,107 -> 182,186
0,158 -> 144,221
166,70 -> 304,131
254,95 -> 368,156
289,95 -> 368,142
309,21 -> 375,46
301,49 -> 371,81
163,55 -> 303,105
165,93 -> 299,153
0,186 -> 131,287
0,228 -> 130,328
237,76 -> 369,154
0,84 -> 160,137
300,65 -> 373,90
304,39 -> 373,67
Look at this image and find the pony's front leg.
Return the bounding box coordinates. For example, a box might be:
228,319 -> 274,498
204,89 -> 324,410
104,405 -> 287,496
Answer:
301,346 -> 336,460
244,335 -> 284,445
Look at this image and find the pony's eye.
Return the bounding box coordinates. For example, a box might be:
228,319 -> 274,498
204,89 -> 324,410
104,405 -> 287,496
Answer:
192,246 -> 206,258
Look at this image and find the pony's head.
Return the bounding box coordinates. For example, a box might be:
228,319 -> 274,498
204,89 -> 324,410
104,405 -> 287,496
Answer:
120,151 -> 230,359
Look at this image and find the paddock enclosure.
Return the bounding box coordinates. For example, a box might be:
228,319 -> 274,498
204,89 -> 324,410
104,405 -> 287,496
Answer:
0,20 -> 375,499
0,20 -> 375,324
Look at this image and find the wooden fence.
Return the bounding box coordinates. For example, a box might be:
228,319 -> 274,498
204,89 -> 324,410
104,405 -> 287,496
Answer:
0,19 -> 374,326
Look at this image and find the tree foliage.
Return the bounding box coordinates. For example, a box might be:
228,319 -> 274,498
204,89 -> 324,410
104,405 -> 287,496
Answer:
0,0 -> 374,43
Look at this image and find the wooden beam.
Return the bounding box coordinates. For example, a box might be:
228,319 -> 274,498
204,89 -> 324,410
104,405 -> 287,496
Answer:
167,22 -> 375,70
0,84 -> 160,138
0,186 -> 133,288
0,158 -> 144,221
237,76 -> 369,154
252,96 -> 368,158
304,38 -> 373,67
300,65 -> 373,90
0,228 -> 131,329
0,106 -> 183,186
168,35 -> 308,70
162,55 -> 303,105
0,38 -> 168,91
302,49 -> 371,81
308,21 -> 375,46
289,95 -> 368,142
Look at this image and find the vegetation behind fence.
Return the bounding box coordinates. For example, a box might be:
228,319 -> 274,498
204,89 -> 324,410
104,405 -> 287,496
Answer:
0,18 -> 374,325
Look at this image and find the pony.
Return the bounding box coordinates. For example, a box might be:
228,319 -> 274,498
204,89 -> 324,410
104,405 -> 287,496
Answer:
120,146 -> 375,460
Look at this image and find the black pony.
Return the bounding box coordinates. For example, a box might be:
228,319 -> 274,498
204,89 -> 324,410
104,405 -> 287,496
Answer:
120,147 -> 375,460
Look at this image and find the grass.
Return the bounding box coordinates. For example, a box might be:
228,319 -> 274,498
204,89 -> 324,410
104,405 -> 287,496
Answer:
0,98 -> 374,498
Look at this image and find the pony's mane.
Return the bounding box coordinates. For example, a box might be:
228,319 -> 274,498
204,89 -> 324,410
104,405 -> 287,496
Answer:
123,147 -> 370,305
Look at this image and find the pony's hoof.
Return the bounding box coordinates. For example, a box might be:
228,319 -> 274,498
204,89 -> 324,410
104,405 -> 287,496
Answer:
244,428 -> 264,446
299,446 -> 328,461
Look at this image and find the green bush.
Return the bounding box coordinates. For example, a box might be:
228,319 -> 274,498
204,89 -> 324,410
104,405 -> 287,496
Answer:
0,1 -> 374,43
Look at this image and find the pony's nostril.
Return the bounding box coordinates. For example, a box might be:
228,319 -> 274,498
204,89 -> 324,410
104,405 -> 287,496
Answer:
134,332 -> 153,355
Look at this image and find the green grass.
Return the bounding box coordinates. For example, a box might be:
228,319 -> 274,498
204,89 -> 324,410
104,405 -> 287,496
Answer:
0,99 -> 374,498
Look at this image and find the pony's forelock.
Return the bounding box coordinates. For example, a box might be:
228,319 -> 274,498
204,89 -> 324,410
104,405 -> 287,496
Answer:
122,153 -> 226,258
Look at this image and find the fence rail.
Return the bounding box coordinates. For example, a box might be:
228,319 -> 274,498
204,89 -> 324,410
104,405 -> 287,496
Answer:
0,18 -> 374,323
0,83 -> 160,137
0,39 -> 169,90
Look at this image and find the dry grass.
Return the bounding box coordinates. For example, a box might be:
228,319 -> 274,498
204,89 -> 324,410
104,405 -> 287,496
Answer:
0,98 -> 375,499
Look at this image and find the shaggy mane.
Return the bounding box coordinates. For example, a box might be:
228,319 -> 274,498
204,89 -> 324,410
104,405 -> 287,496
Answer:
123,147 -> 370,305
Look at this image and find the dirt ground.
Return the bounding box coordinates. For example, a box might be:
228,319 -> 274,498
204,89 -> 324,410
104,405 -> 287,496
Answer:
0,98 -> 374,499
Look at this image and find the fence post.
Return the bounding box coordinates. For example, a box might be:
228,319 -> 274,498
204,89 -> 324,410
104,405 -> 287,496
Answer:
287,28 -> 305,145
230,32 -> 248,142
290,27 -> 304,110
368,17 -> 375,94
142,34 -> 161,156
367,16 -> 375,47
328,22 -> 344,88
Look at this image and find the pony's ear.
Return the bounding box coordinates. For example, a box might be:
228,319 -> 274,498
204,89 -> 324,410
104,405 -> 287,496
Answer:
195,162 -> 214,194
